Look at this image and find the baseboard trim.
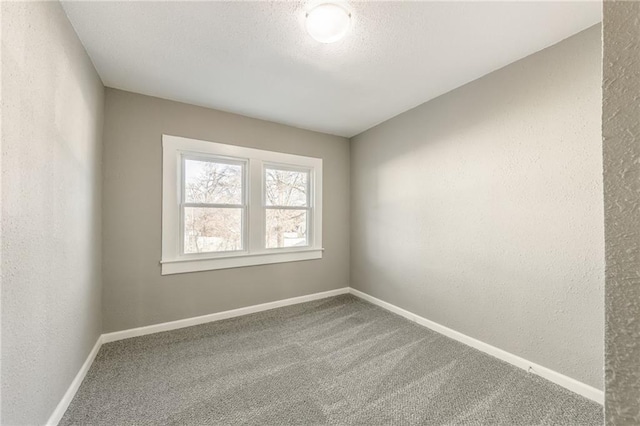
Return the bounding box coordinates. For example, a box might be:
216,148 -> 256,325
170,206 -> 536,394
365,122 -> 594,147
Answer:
46,336 -> 103,426
102,287 -> 350,344
47,287 -> 349,424
348,288 -> 604,405
47,285 -> 602,425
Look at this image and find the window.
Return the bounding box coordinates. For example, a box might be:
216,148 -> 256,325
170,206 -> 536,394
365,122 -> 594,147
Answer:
264,166 -> 310,248
161,134 -> 323,274
183,156 -> 246,254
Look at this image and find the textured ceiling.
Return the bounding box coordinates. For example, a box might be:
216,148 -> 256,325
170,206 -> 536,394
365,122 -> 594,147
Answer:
61,1 -> 601,137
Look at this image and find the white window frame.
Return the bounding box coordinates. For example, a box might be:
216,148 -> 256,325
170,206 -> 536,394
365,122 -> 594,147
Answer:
180,154 -> 248,256
161,134 -> 323,275
263,162 -> 313,249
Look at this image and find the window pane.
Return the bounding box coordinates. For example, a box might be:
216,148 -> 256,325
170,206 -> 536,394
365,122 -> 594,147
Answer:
184,159 -> 243,205
184,207 -> 242,253
265,168 -> 308,207
266,209 -> 308,248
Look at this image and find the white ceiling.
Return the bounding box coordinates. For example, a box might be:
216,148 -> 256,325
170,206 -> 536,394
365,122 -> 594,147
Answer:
61,1 -> 601,138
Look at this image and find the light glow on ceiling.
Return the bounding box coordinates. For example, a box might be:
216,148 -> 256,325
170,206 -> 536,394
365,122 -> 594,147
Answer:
305,3 -> 351,43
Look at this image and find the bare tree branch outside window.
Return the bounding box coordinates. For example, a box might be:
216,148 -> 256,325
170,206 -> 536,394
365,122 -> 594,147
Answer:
265,168 -> 309,248
181,160 -> 310,253
183,160 -> 243,253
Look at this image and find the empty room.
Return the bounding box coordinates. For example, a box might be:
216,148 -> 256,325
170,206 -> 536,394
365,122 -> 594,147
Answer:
2,0 -> 639,425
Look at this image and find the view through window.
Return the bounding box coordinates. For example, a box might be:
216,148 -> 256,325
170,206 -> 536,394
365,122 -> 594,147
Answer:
182,157 -> 245,254
161,134 -> 323,274
265,167 -> 310,248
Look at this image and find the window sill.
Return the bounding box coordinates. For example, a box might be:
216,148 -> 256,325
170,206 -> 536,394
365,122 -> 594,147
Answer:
160,248 -> 324,275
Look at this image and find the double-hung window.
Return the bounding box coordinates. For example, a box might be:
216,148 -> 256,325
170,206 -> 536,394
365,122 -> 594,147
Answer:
264,166 -> 311,249
161,134 -> 323,275
182,156 -> 247,255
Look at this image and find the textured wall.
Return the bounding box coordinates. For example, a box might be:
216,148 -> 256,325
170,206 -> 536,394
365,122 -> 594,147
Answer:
603,2 -> 640,424
350,26 -> 604,389
1,2 -> 104,425
102,89 -> 350,332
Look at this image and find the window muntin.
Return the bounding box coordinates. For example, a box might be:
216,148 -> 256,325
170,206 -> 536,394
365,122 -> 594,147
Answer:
181,155 -> 246,255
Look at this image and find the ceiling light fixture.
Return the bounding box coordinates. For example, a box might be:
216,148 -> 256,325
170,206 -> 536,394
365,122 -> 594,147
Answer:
305,3 -> 351,44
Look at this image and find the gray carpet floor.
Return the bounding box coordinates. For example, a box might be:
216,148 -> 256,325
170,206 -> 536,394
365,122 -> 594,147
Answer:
60,295 -> 603,425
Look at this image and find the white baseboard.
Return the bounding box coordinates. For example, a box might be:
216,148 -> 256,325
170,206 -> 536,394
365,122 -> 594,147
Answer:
47,285 -> 602,426
48,287 -> 349,425
348,288 -> 604,405
46,336 -> 103,426
102,287 -> 350,343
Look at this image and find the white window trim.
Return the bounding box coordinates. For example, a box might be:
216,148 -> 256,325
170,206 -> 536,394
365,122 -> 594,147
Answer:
161,134 -> 323,275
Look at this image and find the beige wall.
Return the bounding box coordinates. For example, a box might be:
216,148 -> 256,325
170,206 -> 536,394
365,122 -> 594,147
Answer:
1,2 -> 104,424
603,2 -> 640,424
102,89 -> 350,332
350,26 -> 604,389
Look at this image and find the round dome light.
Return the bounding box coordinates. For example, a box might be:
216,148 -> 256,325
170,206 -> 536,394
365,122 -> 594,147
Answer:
305,3 -> 351,44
